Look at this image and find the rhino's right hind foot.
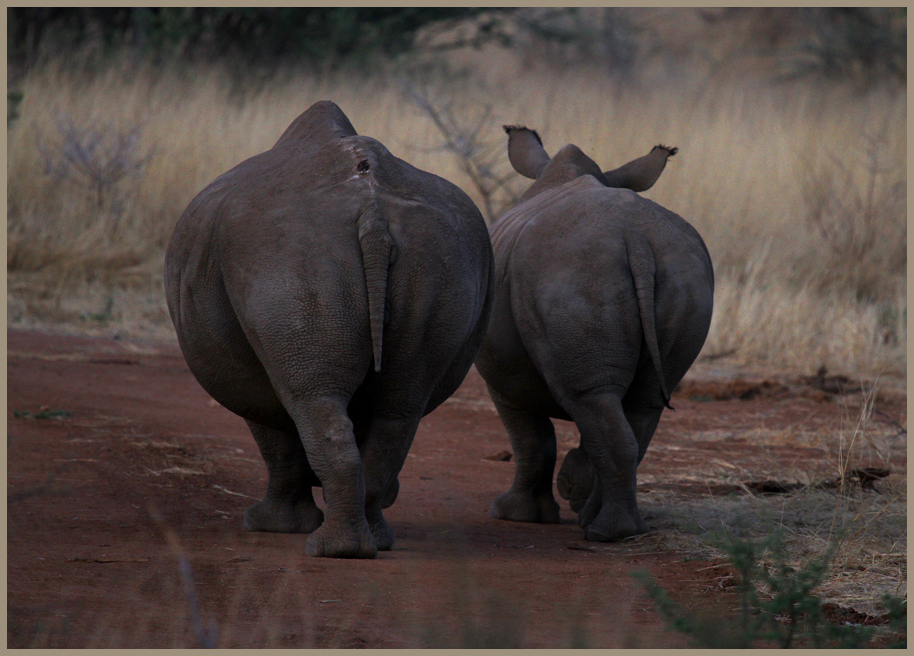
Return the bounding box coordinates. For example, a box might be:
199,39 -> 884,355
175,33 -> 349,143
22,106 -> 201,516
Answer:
369,515 -> 395,551
243,499 -> 324,534
305,521 -> 378,559
490,490 -> 560,524
582,506 -> 649,542
578,494 -> 649,542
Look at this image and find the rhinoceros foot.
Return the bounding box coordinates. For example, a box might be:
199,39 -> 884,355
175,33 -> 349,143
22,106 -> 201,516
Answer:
305,520 -> 378,559
490,490 -> 560,524
556,447 -> 595,514
381,477 -> 399,509
243,499 -> 324,534
368,515 -> 395,551
581,503 -> 649,542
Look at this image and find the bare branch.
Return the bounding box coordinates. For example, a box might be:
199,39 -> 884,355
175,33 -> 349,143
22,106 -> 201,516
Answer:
402,79 -> 523,223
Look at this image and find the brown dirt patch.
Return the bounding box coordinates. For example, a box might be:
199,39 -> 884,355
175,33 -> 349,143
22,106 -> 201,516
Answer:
7,329 -> 906,647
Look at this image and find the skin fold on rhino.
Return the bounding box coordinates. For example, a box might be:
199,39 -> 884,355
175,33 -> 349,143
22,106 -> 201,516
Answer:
475,125 -> 714,542
165,101 -> 494,558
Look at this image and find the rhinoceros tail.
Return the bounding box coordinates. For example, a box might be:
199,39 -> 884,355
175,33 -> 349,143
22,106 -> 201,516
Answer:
626,237 -> 673,409
357,196 -> 395,373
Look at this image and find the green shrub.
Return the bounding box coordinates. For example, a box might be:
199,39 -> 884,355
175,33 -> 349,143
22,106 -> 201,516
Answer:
633,531 -> 905,648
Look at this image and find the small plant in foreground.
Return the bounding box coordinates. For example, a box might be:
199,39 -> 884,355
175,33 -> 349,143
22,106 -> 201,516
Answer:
415,588 -> 525,648
148,504 -> 218,648
633,531 -> 903,648
880,593 -> 907,648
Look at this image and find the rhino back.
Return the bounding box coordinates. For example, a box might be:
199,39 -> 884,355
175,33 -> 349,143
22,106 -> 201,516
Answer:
496,176 -> 711,285
481,176 -> 712,407
164,148 -> 298,427
167,128 -> 492,424
361,149 -> 494,408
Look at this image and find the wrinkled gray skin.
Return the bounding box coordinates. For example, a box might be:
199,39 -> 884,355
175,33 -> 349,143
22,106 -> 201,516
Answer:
165,101 -> 494,558
475,126 -> 713,542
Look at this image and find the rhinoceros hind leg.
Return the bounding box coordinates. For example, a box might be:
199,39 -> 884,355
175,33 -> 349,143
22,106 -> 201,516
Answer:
623,402 -> 664,465
491,490 -> 561,524
243,498 -> 324,534
360,416 -> 423,551
366,515 -> 395,552
381,476 -> 399,509
290,397 -> 379,558
243,419 -> 324,533
488,388 -> 560,524
305,520 -> 378,559
568,392 -> 649,541
556,447 -> 594,514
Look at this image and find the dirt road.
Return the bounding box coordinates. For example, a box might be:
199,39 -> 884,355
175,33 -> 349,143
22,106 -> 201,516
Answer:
7,328 -> 906,647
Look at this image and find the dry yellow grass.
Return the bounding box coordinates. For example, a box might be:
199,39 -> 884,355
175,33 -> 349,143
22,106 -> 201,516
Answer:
7,51 -> 906,373
637,379 -> 906,618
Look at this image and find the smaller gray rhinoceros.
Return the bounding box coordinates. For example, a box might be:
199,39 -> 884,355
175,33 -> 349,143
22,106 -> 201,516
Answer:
475,126 -> 714,542
165,101 -> 494,558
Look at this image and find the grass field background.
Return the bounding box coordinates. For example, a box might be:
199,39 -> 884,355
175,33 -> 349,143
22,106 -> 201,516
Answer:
7,13 -> 907,375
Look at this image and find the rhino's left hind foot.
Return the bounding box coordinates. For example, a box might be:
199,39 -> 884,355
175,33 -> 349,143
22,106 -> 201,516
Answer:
491,490 -> 560,524
243,498 -> 324,534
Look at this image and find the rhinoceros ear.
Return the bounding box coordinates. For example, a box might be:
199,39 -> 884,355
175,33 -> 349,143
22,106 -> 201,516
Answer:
504,125 -> 551,180
603,144 -> 678,192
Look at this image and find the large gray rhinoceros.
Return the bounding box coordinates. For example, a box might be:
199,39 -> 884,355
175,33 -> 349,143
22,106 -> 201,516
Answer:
475,126 -> 713,542
165,101 -> 494,558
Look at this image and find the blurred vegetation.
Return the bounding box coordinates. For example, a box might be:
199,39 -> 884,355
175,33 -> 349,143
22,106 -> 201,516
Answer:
790,8 -> 907,84
634,530 -> 907,648
8,8 -> 906,87
697,8 -> 906,86
8,8 -> 510,74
